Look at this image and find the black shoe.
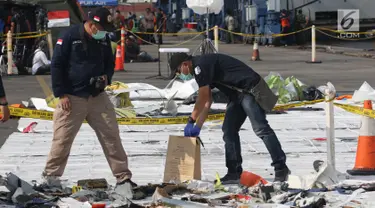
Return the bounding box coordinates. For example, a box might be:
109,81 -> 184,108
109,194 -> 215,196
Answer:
274,167 -> 291,182
214,173 -> 241,185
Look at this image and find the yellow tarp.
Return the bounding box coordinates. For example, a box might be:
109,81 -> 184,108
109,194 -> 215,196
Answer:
105,81 -> 133,108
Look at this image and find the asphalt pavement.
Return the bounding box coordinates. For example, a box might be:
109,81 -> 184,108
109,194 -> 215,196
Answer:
1,38 -> 375,147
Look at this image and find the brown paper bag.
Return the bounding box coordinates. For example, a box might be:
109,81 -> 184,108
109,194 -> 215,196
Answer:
163,135 -> 201,183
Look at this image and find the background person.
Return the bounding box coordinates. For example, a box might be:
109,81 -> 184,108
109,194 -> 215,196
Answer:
32,40 -> 51,75
224,9 -> 235,44
280,10 -> 291,46
0,75 -> 9,122
144,8 -> 155,44
156,8 -> 166,45
125,36 -> 158,63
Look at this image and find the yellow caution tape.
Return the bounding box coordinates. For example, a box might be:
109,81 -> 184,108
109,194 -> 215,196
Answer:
5,106 -> 224,125
2,99 -> 324,125
334,103 -> 375,119
0,31 -> 42,38
273,99 -> 324,111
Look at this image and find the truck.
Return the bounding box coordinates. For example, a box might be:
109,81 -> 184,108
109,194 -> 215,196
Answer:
289,0 -> 375,30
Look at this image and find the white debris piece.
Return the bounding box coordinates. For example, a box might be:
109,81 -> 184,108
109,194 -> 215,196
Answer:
288,161 -> 343,190
55,198 -> 93,208
127,79 -> 199,100
352,81 -> 375,102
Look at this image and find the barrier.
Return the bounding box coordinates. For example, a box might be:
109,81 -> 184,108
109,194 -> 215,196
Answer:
251,41 -> 260,61
6,31 -> 13,75
0,99 -> 325,125
324,82 -> 336,169
306,25 -> 322,64
214,26 -> 219,52
121,25 -> 375,52
121,27 -> 126,63
334,103 -> 375,119
347,100 -> 375,176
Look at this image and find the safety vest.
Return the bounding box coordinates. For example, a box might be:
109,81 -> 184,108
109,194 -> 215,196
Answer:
281,16 -> 290,27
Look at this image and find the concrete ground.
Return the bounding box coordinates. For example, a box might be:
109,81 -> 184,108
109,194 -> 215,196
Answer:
1,38 -> 374,147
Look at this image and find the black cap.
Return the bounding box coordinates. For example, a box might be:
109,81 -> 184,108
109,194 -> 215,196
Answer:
89,7 -> 115,32
169,53 -> 190,72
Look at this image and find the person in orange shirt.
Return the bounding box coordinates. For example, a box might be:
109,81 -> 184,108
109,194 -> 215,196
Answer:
280,10 -> 291,46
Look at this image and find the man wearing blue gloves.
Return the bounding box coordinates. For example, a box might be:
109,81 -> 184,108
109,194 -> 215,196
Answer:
169,53 -> 290,184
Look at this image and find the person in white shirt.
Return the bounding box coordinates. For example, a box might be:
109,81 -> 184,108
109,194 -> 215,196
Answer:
224,9 -> 235,44
32,40 -> 51,75
171,10 -> 177,33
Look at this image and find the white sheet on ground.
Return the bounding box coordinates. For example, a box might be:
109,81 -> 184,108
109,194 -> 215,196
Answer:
29,98 -> 55,112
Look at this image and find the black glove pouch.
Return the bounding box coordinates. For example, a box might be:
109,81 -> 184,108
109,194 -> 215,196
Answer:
90,76 -> 106,97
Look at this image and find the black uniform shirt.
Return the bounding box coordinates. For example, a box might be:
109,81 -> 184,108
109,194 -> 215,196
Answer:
51,23 -> 114,98
192,53 -> 261,100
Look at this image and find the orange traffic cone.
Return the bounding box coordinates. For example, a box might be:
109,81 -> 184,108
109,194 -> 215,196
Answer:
251,42 -> 260,61
114,45 -> 124,72
347,100 -> 375,175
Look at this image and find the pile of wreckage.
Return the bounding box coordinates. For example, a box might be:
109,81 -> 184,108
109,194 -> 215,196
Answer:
4,75 -> 375,208
2,159 -> 375,207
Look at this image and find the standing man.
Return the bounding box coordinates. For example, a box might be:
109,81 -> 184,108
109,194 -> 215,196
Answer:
295,10 -> 308,48
43,7 -> 136,198
0,75 -> 10,122
224,9 -> 235,44
156,8 -> 166,45
113,10 -> 125,42
171,10 -> 177,33
144,8 -> 155,43
280,10 -> 291,46
169,53 -> 290,184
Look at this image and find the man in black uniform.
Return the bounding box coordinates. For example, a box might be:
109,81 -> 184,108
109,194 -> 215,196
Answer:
169,53 -> 290,183
43,8 -> 136,199
0,75 -> 10,122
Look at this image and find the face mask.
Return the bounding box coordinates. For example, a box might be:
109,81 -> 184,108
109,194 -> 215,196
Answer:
92,30 -> 107,40
179,73 -> 193,81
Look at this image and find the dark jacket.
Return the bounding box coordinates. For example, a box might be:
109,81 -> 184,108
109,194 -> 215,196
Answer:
0,75 -> 5,98
51,23 -> 114,98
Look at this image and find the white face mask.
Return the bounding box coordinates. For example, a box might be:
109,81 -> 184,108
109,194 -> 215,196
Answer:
178,64 -> 194,81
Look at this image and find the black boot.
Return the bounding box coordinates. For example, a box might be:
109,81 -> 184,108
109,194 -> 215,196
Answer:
214,173 -> 241,185
274,167 -> 291,182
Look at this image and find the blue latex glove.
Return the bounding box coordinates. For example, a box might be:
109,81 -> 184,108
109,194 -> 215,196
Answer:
184,122 -> 201,137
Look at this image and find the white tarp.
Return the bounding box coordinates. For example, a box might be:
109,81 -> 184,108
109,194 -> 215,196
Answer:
186,0 -> 224,15
127,79 -> 199,100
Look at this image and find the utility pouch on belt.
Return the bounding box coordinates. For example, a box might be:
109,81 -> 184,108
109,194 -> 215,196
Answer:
217,78 -> 279,112
90,76 -> 106,97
